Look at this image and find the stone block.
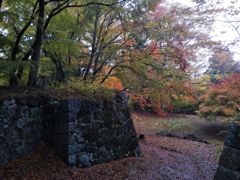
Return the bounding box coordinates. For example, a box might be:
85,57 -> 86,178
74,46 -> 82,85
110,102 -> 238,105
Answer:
225,123 -> 240,149
67,145 -> 78,154
214,166 -> 240,180
219,146 -> 240,170
68,154 -> 77,165
78,153 -> 93,168
30,107 -> 41,116
72,133 -> 85,144
16,118 -> 27,129
68,122 -> 77,132
2,99 -> 15,106
68,99 -> 82,111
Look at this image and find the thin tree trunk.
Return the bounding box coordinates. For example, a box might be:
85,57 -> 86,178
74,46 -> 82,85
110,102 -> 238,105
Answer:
55,59 -> 65,82
8,1 -> 38,87
52,57 -> 65,82
68,48 -> 71,65
27,0 -> 45,87
83,8 -> 100,80
0,0 -> 3,9
93,45 -> 103,75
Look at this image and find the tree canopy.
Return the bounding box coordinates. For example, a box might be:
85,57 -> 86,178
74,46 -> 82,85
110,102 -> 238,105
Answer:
0,0 -> 240,120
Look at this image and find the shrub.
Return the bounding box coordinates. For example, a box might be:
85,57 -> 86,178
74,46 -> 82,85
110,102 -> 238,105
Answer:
173,101 -> 198,114
198,73 -> 240,120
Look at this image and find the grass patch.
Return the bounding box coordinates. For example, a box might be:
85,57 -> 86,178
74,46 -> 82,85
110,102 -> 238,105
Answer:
132,113 -> 195,134
162,118 -> 193,132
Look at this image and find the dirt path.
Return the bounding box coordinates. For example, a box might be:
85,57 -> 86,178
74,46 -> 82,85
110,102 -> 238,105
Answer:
134,135 -> 218,180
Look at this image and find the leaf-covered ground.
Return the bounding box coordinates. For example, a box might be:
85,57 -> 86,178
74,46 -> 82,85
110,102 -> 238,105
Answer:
0,113 -> 224,180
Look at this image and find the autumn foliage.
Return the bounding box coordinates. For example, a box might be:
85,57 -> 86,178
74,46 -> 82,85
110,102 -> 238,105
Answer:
102,76 -> 123,91
131,81 -> 198,117
198,73 -> 240,120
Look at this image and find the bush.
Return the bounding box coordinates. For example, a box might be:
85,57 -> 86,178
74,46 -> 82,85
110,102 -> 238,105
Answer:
198,73 -> 240,121
173,101 -> 198,114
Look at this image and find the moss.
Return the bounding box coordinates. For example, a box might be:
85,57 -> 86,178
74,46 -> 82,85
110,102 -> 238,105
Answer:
0,79 -> 119,102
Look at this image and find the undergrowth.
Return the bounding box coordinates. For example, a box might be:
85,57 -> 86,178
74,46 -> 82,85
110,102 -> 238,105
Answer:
0,78 -> 117,101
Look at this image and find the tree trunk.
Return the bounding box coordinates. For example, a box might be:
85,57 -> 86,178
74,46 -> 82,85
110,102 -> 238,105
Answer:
8,1 -> 38,87
52,57 -> 65,82
0,0 -> 3,9
27,0 -> 45,87
9,73 -> 18,87
68,48 -> 71,65
83,8 -> 100,80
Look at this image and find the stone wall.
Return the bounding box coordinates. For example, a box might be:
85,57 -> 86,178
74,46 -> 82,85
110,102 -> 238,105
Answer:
214,123 -> 240,180
0,92 -> 141,168
43,92 -> 141,167
0,97 -> 42,166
